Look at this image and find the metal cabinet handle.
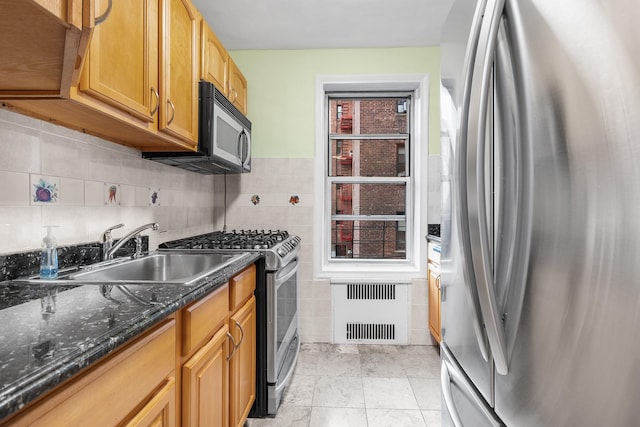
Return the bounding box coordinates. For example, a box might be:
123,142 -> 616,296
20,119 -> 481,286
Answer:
95,0 -> 113,25
226,331 -> 236,361
166,99 -> 176,126
234,320 -> 244,348
150,87 -> 159,116
456,0 -> 491,363
467,0 -> 509,376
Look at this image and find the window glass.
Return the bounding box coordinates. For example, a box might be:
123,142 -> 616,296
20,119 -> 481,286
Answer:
326,94 -> 412,261
329,139 -> 407,177
331,220 -> 407,259
329,98 -> 409,135
331,183 -> 406,216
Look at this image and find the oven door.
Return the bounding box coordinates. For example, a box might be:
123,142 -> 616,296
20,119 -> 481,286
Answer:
266,258 -> 299,384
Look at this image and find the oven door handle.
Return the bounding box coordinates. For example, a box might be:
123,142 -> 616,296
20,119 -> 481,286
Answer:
274,259 -> 298,287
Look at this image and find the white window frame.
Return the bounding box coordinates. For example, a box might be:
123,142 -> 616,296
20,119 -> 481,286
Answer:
314,74 -> 430,281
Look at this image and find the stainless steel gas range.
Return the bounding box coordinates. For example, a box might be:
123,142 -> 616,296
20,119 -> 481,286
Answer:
159,230 -> 301,416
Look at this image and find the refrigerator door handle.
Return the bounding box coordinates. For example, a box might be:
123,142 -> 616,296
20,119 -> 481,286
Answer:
441,345 -> 504,427
455,0 -> 491,363
441,360 -> 464,427
467,0 -> 510,375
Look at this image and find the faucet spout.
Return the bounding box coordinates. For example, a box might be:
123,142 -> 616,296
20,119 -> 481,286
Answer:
104,222 -> 159,260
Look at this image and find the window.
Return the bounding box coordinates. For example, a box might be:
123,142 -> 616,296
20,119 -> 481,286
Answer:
314,75 -> 428,279
327,94 -> 412,261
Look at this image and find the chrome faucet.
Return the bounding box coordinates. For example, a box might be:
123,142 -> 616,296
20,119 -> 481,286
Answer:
101,222 -> 159,260
101,223 -> 124,259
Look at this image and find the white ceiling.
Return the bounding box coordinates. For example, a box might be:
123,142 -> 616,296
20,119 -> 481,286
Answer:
191,0 -> 454,50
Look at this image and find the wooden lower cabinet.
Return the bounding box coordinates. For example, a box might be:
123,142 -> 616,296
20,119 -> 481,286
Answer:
125,377 -> 176,427
3,264 -> 257,427
229,296 -> 256,427
428,263 -> 441,343
182,324 -> 230,427
181,264 -> 256,427
5,319 -> 176,427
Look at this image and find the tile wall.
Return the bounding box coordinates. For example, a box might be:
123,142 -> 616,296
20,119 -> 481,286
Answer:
212,158 -> 329,342
0,108 -> 216,255
216,157 -> 440,345
0,106 -> 441,345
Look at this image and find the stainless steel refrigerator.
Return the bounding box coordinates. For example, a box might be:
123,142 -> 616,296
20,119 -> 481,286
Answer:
439,0 -> 640,425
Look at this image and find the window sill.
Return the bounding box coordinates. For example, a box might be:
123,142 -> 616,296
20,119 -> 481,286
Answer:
316,259 -> 422,281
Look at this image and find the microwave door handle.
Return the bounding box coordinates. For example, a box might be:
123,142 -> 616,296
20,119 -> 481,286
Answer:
237,130 -> 244,163
242,131 -> 250,166
237,129 -> 250,168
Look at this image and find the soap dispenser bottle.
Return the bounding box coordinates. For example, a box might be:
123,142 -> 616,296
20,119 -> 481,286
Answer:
40,226 -> 59,279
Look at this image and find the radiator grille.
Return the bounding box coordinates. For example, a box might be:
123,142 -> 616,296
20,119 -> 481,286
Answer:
332,282 -> 409,344
347,283 -> 396,300
346,323 -> 396,341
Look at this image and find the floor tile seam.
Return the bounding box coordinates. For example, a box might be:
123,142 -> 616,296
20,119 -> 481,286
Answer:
309,403 -> 366,409
313,373 -> 362,377
362,375 -> 420,411
407,376 -> 436,412
365,408 -> 428,426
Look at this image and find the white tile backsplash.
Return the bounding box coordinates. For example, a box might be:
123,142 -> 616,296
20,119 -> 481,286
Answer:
84,180 -> 104,206
59,178 -> 85,206
0,171 -> 29,206
0,107 -> 440,346
0,120 -> 41,174
0,107 -> 216,254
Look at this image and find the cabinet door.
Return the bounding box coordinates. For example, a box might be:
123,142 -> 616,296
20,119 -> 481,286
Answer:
200,19 -> 229,94
228,58 -> 247,115
428,265 -> 441,343
229,296 -> 256,427
0,0 -> 91,98
79,0 -> 159,123
160,0 -> 198,146
182,324 -> 230,427
125,377 -> 176,427
5,320 -> 176,426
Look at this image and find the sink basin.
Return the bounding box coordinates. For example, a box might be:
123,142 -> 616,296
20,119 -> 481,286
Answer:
68,251 -> 250,285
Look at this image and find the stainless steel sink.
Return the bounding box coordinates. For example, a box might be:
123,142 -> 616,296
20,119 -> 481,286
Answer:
68,251 -> 250,285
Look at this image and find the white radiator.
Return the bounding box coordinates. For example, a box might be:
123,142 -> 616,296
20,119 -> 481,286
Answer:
332,282 -> 409,344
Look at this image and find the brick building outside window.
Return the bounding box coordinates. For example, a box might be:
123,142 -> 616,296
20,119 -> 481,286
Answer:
327,94 -> 412,260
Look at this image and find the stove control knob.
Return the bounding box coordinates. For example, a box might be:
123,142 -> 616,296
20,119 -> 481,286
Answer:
277,248 -> 286,256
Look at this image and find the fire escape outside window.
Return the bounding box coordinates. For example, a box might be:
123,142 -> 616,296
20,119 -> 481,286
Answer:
327,94 -> 412,260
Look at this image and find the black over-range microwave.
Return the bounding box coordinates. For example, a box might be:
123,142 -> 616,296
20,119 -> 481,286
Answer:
143,81 -> 251,174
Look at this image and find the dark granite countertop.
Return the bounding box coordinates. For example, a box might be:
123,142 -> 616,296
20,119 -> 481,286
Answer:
0,252 -> 261,421
426,223 -> 441,243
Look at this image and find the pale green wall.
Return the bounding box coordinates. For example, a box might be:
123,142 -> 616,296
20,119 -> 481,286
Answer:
230,47 -> 441,158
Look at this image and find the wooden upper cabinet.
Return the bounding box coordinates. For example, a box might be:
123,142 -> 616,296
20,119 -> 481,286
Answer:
228,58 -> 248,115
199,17 -> 248,116
160,0 -> 199,147
79,0 -> 159,123
1,0 -> 246,153
0,0 -> 93,98
200,19 -> 229,94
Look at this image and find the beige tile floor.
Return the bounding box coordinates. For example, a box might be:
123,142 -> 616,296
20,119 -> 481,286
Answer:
246,343 -> 442,427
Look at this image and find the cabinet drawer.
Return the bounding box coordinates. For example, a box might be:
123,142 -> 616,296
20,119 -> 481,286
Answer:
182,283 -> 229,356
6,319 -> 176,426
229,264 -> 256,313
